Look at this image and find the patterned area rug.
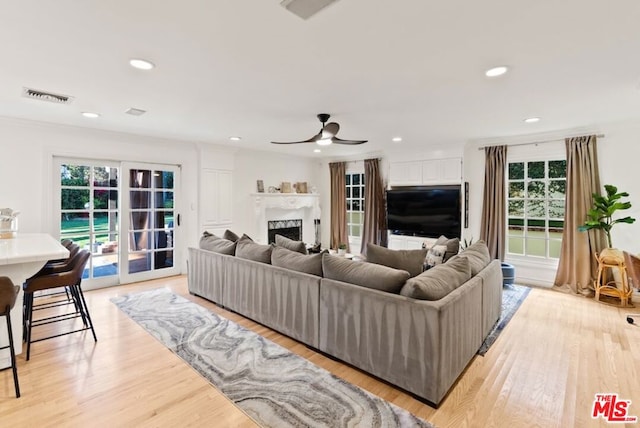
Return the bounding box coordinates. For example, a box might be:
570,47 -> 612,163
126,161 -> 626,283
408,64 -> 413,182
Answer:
112,289 -> 433,428
477,284 -> 531,356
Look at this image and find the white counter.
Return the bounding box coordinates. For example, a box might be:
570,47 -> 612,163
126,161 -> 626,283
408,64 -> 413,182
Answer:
0,233 -> 69,365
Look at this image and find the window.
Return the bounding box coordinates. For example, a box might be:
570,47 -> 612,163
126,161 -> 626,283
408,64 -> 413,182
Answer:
346,172 -> 365,238
60,163 -> 119,279
507,159 -> 566,259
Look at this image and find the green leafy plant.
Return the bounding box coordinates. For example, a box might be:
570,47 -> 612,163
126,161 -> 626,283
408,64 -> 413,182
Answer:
578,184 -> 636,248
461,237 -> 475,250
338,243 -> 347,250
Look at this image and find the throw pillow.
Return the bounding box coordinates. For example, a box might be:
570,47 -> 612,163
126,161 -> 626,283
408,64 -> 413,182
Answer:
271,246 -> 323,276
235,235 -> 272,264
432,235 -> 460,262
425,244 -> 447,269
400,256 -> 471,300
366,243 -> 427,278
275,234 -> 307,255
199,233 -> 237,255
460,240 -> 491,275
322,253 -> 410,293
222,229 -> 240,242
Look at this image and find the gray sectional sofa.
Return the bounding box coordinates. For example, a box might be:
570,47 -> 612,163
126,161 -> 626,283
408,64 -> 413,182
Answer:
188,238 -> 502,406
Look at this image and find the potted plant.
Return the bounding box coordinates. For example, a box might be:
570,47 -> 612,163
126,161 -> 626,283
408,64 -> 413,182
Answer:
337,243 -> 347,256
578,184 -> 636,249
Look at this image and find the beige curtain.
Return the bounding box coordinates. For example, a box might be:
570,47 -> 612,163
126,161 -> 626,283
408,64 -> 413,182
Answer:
329,162 -> 348,251
360,158 -> 387,256
554,135 -> 605,295
480,146 -> 507,260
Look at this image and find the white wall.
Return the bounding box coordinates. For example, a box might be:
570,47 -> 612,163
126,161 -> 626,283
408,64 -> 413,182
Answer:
232,148 -> 322,242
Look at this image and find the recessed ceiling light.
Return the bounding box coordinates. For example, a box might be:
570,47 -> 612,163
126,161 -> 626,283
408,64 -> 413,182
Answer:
229,136 -> 242,141
81,112 -> 100,118
129,58 -> 155,70
392,137 -> 402,142
313,149 -> 321,153
485,66 -> 508,77
524,117 -> 540,123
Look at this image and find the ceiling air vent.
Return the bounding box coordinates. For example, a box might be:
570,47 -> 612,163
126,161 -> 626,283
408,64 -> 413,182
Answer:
22,87 -> 73,104
125,107 -> 146,116
280,0 -> 339,20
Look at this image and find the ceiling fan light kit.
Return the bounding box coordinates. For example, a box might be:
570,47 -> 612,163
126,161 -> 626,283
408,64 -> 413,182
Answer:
270,113 -> 367,146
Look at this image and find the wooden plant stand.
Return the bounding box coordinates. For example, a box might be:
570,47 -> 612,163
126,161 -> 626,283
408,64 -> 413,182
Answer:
594,249 -> 633,307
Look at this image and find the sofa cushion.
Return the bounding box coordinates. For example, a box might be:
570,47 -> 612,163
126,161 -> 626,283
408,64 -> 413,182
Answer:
199,233 -> 237,255
271,246 -> 323,276
235,235 -> 272,264
275,234 -> 307,254
432,235 -> 460,262
366,243 -> 427,278
322,253 -> 410,293
222,229 -> 240,242
459,240 -> 491,275
400,256 -> 471,300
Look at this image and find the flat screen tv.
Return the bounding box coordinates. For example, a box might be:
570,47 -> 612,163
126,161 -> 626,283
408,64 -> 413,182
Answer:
386,185 -> 461,239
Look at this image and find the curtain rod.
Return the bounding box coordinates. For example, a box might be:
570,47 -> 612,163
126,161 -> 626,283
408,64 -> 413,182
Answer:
477,133 -> 605,151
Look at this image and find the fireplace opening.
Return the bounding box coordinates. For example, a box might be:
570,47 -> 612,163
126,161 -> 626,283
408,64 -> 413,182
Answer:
268,219 -> 302,244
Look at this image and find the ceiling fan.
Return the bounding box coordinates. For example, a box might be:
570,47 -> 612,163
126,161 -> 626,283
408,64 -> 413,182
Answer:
270,113 -> 367,146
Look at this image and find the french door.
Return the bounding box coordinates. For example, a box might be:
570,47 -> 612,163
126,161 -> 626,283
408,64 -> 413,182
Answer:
55,158 -> 181,287
120,162 -> 181,284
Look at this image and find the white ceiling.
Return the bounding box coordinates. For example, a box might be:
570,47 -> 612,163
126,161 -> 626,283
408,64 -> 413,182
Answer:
1,0 -> 639,157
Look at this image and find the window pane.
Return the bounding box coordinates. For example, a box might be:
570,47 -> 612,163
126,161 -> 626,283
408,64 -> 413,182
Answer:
509,162 -> 524,180
353,200 -> 361,211
527,219 -> 546,231
130,231 -> 152,251
549,160 -> 566,178
509,200 -> 524,217
353,174 -> 360,185
61,164 -> 89,186
527,180 -> 546,198
352,212 -> 361,225
346,200 -> 352,210
61,214 -> 90,236
155,211 -> 174,229
549,180 -> 566,198
154,171 -> 174,189
93,212 -> 117,233
94,189 -> 118,209
508,218 -> 524,232
527,161 -> 545,179
526,200 -> 545,218
549,220 -> 564,234
509,182 -> 524,198
130,170 -> 151,188
130,212 -> 151,231
345,174 -> 351,185
346,187 -> 351,198
352,225 -> 361,237
62,189 -> 90,210
526,239 -> 546,257
353,187 -> 360,199
130,191 -> 151,209
94,167 -> 118,187
549,240 -> 562,258
549,200 -> 565,219
155,191 -> 174,209
361,174 -> 365,185
93,253 -> 118,277
508,237 -> 524,254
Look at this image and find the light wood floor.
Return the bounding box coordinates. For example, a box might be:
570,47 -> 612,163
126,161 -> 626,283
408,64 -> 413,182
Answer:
1,276 -> 639,427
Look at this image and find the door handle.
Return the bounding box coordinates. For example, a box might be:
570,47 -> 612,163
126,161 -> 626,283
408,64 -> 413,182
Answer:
177,213 -> 181,226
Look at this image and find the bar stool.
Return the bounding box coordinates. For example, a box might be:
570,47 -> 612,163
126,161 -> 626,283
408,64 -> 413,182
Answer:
23,250 -> 97,360
0,276 -> 20,398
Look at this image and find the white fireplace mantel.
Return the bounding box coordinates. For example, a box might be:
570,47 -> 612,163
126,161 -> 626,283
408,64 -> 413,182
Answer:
251,193 -> 320,243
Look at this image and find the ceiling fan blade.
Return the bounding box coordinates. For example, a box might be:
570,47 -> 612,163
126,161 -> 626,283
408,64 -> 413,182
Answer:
332,137 -> 368,145
322,122 -> 340,138
271,131 -> 322,144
